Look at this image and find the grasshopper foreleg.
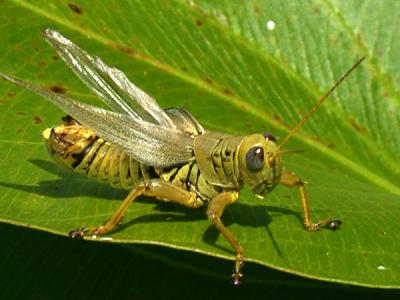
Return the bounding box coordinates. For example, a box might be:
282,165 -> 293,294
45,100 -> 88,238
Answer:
69,180 -> 203,238
206,191 -> 243,286
280,171 -> 341,231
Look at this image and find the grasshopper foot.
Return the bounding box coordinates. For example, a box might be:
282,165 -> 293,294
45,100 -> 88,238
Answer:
231,254 -> 244,286
69,227 -> 88,239
327,219 -> 342,231
306,219 -> 342,231
231,271 -> 243,287
69,226 -> 108,238
68,226 -> 109,238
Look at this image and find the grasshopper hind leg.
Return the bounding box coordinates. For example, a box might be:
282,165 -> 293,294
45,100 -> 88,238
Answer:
69,185 -> 146,238
69,180 -> 203,238
280,171 -> 341,231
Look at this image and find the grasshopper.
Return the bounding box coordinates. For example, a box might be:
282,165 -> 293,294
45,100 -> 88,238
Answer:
0,29 -> 364,285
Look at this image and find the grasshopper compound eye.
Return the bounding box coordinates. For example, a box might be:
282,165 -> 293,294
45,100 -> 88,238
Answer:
246,146 -> 264,171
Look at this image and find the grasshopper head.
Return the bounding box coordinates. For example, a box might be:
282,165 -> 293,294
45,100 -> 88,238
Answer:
237,133 -> 282,197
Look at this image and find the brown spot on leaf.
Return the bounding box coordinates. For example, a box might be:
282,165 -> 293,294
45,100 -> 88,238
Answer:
196,19 -> 203,27
7,92 -> 16,98
39,60 -> 46,68
273,114 -> 282,122
52,55 -> 59,61
348,117 -> 367,134
16,128 -> 23,133
204,77 -> 213,85
272,114 -> 289,128
272,114 -> 292,130
114,44 -> 136,55
253,4 -> 260,14
182,66 -> 188,72
222,88 -> 233,96
49,85 -> 67,94
68,3 -> 83,15
16,111 -> 27,116
33,116 -> 42,124
327,142 -> 336,149
0,99 -> 6,104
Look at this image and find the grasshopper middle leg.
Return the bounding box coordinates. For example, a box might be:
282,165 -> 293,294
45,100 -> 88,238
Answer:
280,171 -> 341,231
206,191 -> 243,286
69,180 -> 203,238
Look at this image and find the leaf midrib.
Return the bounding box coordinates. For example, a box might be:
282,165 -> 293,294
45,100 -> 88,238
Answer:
11,0 -> 400,195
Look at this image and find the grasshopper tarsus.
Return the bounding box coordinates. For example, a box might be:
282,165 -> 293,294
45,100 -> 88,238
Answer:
231,271 -> 243,287
69,227 -> 88,239
232,255 -> 244,286
307,219 -> 342,231
328,220 -> 342,231
317,219 -> 342,231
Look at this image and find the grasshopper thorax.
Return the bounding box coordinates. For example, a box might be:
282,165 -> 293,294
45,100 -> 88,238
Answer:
237,133 -> 282,196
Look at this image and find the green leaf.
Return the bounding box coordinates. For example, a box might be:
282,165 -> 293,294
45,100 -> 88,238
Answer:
0,0 -> 399,288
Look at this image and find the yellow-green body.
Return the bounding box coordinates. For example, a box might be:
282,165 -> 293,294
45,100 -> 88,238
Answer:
44,119 -> 283,205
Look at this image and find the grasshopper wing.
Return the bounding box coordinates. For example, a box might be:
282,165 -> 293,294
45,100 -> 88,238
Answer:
43,29 -> 176,129
165,108 -> 204,136
0,73 -> 194,167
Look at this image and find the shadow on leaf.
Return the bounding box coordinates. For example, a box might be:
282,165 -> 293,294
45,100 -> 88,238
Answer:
2,159 -> 298,257
115,200 -> 296,256
0,159 -> 126,200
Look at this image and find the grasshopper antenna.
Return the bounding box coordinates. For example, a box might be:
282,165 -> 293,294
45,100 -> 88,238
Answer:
278,57 -> 365,150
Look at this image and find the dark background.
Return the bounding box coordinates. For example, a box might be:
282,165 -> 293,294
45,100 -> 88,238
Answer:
1,223 -> 398,299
